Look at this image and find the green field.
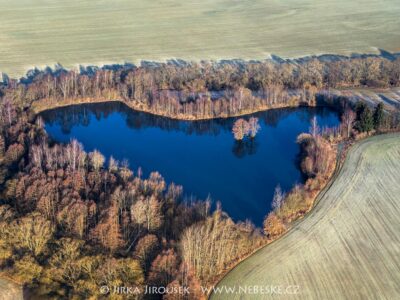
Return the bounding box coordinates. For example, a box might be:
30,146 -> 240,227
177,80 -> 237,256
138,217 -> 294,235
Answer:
212,133 -> 400,299
0,0 -> 400,78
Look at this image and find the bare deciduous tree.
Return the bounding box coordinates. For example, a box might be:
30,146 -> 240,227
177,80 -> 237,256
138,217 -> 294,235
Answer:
342,108 -> 356,138
131,195 -> 163,232
232,118 -> 250,140
272,185 -> 285,213
248,117 -> 261,138
89,149 -> 105,172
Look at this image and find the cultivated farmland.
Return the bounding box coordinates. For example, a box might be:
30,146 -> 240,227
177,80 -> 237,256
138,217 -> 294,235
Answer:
212,133 -> 400,299
0,0 -> 400,78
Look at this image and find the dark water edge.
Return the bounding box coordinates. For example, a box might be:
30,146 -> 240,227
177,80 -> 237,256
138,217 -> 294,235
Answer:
41,102 -> 340,226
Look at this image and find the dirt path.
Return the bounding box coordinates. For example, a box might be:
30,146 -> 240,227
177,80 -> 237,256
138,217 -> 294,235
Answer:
212,133 -> 400,299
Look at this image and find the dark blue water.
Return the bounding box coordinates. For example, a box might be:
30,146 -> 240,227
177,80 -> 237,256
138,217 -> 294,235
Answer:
41,103 -> 339,226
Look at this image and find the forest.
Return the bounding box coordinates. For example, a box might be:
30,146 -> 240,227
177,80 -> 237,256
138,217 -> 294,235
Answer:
0,56 -> 399,299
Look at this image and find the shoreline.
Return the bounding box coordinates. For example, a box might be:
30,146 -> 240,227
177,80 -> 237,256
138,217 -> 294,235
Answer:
32,97 -> 323,121
30,87 -> 400,121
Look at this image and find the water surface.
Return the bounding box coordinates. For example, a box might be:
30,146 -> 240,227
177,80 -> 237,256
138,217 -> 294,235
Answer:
41,103 -> 339,225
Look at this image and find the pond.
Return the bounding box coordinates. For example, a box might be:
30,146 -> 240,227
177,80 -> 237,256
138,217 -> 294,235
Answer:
41,103 -> 340,226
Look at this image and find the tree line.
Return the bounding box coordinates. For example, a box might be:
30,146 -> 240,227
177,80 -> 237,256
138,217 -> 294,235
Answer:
1,56 -> 399,119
